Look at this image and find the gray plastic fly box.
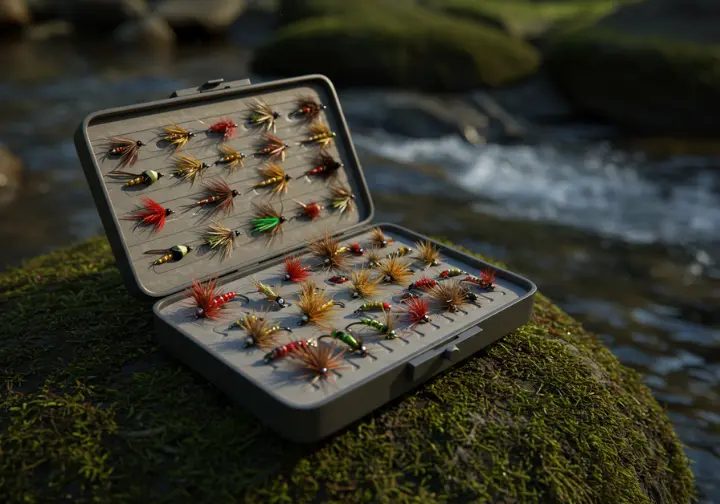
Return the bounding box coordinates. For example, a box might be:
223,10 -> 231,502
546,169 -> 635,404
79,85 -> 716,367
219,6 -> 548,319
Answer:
74,75 -> 537,443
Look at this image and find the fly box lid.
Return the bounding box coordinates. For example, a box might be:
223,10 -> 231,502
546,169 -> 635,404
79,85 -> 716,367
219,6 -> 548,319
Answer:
74,75 -> 373,298
74,74 -> 537,443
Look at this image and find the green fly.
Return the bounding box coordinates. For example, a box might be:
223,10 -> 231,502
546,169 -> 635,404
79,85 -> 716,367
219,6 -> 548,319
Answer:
251,202 -> 287,236
319,330 -> 368,357
345,310 -> 399,340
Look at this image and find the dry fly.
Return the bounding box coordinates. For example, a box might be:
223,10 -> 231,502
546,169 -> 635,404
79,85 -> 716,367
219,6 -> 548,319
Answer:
250,202 -> 286,236
203,220 -> 241,260
293,96 -> 326,124
429,280 -> 479,313
160,122 -> 194,150
378,256 -> 413,285
296,280 -> 344,328
215,145 -> 246,172
228,312 -> 292,350
252,163 -> 291,196
416,240 -> 441,268
350,267 -> 381,299
329,183 -> 355,215
369,227 -> 394,248
172,154 -> 210,184
301,123 -> 336,150
256,133 -> 290,162
366,247 -> 383,268
291,341 -> 347,387
309,232 -> 349,272
246,98 -> 280,133
106,136 -> 144,170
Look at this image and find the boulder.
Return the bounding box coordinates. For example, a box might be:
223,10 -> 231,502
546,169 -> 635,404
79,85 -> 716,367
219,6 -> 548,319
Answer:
154,0 -> 245,40
0,145 -> 23,208
0,0 -> 31,37
0,237 -> 695,502
253,5 -> 540,92
114,14 -> 175,48
547,28 -> 720,136
69,0 -> 148,34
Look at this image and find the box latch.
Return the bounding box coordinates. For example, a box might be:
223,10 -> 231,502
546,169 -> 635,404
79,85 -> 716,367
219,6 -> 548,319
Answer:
170,78 -> 252,98
407,325 -> 483,381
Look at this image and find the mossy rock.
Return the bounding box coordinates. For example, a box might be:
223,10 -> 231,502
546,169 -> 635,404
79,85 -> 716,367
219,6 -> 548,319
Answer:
547,28 -> 720,135
254,3 -> 540,91
0,236 -> 694,503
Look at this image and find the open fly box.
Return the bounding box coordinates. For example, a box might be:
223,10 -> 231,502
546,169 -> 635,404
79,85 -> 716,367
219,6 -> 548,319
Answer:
74,75 -> 537,443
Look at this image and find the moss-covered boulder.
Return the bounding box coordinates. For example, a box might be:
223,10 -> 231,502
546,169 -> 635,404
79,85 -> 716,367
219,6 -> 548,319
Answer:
0,237 -> 694,502
547,28 -> 720,135
254,2 -> 540,91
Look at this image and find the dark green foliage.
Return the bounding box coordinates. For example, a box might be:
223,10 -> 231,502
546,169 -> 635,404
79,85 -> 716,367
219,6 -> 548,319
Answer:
0,237 -> 694,503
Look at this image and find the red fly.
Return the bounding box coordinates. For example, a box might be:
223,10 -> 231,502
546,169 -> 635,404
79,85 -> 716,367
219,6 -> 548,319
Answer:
264,339 -> 315,363
187,278 -> 248,320
208,118 -> 238,140
284,255 -> 311,283
256,133 -> 289,162
348,243 -> 365,256
186,178 -> 240,214
121,196 -> 173,232
409,276 -> 437,291
328,275 -> 350,284
480,268 -> 497,290
439,268 -> 465,279
401,297 -> 432,328
306,152 -> 343,180
295,200 -> 324,220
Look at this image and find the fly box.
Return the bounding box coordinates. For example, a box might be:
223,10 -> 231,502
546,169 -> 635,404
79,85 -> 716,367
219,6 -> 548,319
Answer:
74,75 -> 537,443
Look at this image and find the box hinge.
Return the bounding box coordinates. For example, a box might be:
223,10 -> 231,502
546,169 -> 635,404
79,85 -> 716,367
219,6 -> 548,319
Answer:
407,325 -> 483,381
170,78 -> 252,98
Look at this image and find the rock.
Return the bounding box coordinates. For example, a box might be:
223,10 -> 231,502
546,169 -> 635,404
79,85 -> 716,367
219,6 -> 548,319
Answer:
547,28 -> 720,136
0,145 -> 23,208
69,0 -> 148,34
254,4 -> 540,92
155,0 -> 245,40
0,236 -> 696,502
0,0 -> 31,37
484,74 -> 576,124
114,14 -> 175,47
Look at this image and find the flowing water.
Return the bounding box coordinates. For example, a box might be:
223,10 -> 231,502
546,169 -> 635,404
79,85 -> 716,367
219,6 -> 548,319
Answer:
1,39 -> 718,501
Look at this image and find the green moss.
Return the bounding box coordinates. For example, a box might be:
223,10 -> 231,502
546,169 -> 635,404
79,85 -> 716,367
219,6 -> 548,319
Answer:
254,4 -> 540,91
0,237 -> 694,503
547,28 -> 720,135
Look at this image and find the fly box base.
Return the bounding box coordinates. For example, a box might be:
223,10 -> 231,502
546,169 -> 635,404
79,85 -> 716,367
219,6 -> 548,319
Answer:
74,74 -> 537,444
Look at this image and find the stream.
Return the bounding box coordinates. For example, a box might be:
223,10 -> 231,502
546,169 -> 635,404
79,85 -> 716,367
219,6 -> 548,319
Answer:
1,39 -> 718,502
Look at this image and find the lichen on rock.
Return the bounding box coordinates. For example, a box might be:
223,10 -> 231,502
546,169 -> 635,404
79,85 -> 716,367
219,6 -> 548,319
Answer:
0,236 -> 694,503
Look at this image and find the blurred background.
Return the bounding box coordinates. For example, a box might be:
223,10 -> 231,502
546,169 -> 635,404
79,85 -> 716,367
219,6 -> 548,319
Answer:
1,0 -> 718,500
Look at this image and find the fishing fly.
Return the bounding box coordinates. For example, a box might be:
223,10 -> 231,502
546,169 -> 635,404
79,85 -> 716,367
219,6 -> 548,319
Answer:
378,256 -> 413,285
159,122 -> 194,150
228,313 -> 292,349
301,123 -> 336,150
292,96 -> 326,124
296,281 -> 345,328
251,278 -> 289,309
369,228 -> 394,248
284,255 -> 311,283
290,342 -> 347,386
256,133 -> 290,162
250,202 -> 287,236
348,243 -> 365,256
318,330 -> 368,357
108,169 -> 163,188
350,267 -> 380,299
264,338 -> 317,363
463,267 -> 497,291
439,268 -> 466,279
187,177 -> 240,215
309,232 -> 350,272
408,276 -> 438,292
400,296 -> 433,328
187,277 -> 249,320
145,244 -> 193,266
346,310 -> 399,340
416,240 -> 441,268
429,280 -> 480,313
251,163 -> 291,196
354,301 -> 392,314
121,196 -> 173,232
306,152 -> 343,181
203,221 -> 242,260
295,200 -> 324,220
245,98 -> 280,133
366,248 -> 383,268
172,154 -> 211,185
106,136 -> 144,170
328,275 -> 349,284
215,145 -> 246,171
387,247 -> 412,259
329,183 -> 355,215
207,118 -> 238,141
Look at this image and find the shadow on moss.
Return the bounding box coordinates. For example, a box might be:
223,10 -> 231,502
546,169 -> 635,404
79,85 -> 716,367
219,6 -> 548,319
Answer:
0,237 -> 694,503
